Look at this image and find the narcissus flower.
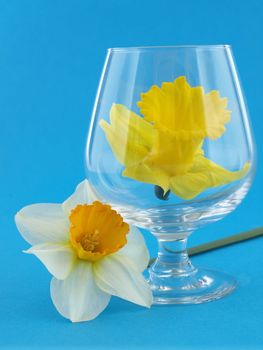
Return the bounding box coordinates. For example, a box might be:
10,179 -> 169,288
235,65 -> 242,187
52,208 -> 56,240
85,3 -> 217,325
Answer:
100,76 -> 249,200
15,180 -> 152,322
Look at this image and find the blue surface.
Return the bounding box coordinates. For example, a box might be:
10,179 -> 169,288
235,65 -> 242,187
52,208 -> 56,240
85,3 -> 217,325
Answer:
0,0 -> 263,348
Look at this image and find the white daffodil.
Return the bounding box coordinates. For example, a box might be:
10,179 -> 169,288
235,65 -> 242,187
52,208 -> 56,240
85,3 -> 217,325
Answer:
15,180 -> 152,322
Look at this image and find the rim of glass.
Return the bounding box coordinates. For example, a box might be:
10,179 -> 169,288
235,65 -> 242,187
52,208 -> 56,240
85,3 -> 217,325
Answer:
109,44 -> 231,52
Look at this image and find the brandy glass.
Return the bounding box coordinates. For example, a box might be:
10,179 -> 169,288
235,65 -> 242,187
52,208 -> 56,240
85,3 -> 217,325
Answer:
85,45 -> 255,304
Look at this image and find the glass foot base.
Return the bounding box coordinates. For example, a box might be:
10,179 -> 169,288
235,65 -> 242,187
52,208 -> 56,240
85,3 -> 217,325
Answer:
148,268 -> 237,305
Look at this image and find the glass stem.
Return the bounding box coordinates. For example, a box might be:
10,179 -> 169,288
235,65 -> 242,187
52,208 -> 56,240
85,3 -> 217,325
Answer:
148,234 -> 237,304
151,237 -> 196,278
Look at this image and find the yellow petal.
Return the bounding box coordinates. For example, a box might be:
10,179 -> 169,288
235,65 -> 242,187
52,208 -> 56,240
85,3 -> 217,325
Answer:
137,84 -> 164,125
100,104 -> 155,166
110,104 -> 154,147
170,172 -> 208,200
170,154 -> 250,200
122,161 -> 170,194
203,91 -> 231,140
138,77 -> 193,131
137,76 -> 230,140
147,128 -> 203,176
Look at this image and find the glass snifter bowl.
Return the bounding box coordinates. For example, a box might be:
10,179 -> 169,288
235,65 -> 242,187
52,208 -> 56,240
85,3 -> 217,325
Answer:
85,45 -> 255,304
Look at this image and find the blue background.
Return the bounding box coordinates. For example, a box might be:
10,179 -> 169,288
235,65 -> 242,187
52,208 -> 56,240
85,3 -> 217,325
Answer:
0,0 -> 262,348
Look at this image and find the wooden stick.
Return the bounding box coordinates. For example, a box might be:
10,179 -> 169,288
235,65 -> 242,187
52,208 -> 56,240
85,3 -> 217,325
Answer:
148,226 -> 263,266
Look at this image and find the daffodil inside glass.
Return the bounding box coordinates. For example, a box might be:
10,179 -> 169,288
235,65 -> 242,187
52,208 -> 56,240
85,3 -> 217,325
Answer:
86,45 -> 256,304
100,77 -> 249,201
15,180 -> 152,322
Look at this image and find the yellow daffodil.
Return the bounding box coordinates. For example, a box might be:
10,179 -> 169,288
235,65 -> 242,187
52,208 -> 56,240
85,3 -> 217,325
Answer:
138,76 -> 231,141
15,180 -> 152,322
100,77 -> 249,200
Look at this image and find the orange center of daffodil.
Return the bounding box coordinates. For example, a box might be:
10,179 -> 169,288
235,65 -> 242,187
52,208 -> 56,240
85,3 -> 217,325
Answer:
69,201 -> 129,262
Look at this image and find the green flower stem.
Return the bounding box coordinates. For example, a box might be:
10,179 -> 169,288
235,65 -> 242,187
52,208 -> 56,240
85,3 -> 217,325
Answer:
154,185 -> 170,200
148,226 -> 263,267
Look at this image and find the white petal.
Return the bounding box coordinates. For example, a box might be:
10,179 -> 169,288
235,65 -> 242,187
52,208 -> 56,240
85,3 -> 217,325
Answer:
50,262 -> 111,322
25,243 -> 76,280
94,255 -> 153,308
116,226 -> 150,272
62,180 -> 100,215
15,204 -> 69,245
